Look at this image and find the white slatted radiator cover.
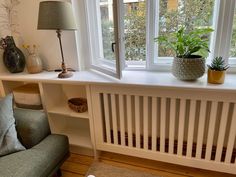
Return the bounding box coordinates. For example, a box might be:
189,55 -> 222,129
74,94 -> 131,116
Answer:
91,85 -> 236,174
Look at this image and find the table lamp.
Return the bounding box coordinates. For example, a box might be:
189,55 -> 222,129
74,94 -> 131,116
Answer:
37,1 -> 77,78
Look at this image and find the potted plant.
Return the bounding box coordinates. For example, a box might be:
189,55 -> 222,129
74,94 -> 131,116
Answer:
207,56 -> 229,84
155,27 -> 213,80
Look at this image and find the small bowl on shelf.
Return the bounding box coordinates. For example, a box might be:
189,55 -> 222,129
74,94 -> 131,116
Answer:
68,98 -> 88,113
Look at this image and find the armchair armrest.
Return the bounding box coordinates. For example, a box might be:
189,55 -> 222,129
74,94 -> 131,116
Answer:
14,108 -> 50,149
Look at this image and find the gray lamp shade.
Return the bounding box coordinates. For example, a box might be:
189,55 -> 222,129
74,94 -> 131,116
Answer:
37,1 -> 77,30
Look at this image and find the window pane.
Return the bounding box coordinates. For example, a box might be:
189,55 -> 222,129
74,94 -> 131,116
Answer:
124,0 -> 146,63
157,0 -> 215,60
100,0 -> 115,61
230,6 -> 236,58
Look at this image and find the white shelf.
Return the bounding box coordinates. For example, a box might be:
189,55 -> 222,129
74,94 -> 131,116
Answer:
1,70 -> 236,92
47,104 -> 89,119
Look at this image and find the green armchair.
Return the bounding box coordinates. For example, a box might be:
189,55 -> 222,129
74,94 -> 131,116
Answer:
0,108 -> 69,177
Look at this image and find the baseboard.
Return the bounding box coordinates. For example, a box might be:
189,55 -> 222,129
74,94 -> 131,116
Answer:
69,145 -> 94,157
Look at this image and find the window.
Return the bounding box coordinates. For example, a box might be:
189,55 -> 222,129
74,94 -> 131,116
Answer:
85,0 -> 236,78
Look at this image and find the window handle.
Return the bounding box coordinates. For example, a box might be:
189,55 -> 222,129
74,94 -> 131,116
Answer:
112,42 -> 116,52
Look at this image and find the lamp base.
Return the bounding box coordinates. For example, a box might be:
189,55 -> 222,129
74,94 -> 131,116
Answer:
58,71 -> 73,78
58,62 -> 73,78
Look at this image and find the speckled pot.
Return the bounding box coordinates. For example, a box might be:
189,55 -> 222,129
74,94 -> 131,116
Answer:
172,56 -> 205,80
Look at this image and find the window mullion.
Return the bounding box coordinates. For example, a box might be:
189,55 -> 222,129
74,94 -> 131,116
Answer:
146,0 -> 158,69
213,0 -> 235,64
113,0 -> 125,79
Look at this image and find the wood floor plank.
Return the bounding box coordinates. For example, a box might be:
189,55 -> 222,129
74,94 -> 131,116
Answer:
61,152 -> 235,177
67,153 -> 94,165
100,159 -> 189,177
61,161 -> 90,175
100,151 -> 234,177
62,171 -> 84,177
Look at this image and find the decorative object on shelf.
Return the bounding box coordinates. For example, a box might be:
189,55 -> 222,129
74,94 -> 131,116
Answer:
0,36 -> 25,73
37,1 -> 77,79
207,56 -> 229,84
68,98 -> 88,113
172,56 -> 205,80
23,44 -> 43,74
155,26 -> 213,80
13,83 -> 43,110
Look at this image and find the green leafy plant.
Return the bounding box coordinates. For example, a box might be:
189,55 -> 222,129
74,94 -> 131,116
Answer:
208,56 -> 229,71
155,26 -> 214,58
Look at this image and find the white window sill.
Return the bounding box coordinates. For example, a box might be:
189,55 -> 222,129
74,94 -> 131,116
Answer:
0,70 -> 235,92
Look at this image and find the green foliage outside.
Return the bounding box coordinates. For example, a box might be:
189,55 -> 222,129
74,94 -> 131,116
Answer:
124,2 -> 146,61
230,9 -> 236,57
158,0 -> 214,57
101,20 -> 115,60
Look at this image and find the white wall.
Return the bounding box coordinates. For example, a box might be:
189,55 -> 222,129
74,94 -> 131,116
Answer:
16,0 -> 80,71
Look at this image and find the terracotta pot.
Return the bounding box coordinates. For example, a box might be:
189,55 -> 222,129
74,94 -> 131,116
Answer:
207,69 -> 225,84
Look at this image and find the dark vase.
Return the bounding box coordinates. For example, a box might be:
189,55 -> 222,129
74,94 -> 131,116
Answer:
2,36 -> 25,73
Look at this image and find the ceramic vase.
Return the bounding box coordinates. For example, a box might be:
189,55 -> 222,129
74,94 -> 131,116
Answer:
3,36 -> 25,73
26,53 -> 43,74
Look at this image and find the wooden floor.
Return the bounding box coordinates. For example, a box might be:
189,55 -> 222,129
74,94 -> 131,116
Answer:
61,152 -> 236,177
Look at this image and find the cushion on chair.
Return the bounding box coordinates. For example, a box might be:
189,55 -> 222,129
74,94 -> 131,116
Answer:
0,134 -> 69,177
14,108 -> 50,149
0,94 -> 25,156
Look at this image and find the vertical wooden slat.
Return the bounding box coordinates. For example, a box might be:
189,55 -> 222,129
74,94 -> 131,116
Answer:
177,99 -> 186,156
127,95 -> 133,147
160,97 -> 166,153
135,96 -> 141,149
119,94 -> 125,146
152,97 -> 157,151
187,100 -> 196,157
196,100 -> 207,159
169,98 -> 176,154
143,96 -> 149,150
225,104 -> 236,163
111,94 -> 118,145
103,94 -> 111,144
215,102 -> 230,162
205,101 -> 218,160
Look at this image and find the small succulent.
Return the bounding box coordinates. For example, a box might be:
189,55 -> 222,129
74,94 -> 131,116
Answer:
208,57 -> 229,71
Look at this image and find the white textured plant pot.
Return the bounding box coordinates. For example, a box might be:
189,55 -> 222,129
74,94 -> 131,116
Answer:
172,57 -> 205,80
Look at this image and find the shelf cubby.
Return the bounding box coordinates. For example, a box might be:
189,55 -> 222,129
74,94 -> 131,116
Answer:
48,114 -> 92,148
42,83 -> 89,119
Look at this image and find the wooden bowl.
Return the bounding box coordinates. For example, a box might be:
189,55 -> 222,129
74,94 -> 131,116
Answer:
68,98 -> 88,113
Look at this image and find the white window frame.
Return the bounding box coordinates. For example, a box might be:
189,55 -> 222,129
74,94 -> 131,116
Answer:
85,0 -> 236,78
225,1 -> 236,72
148,0 -> 220,71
